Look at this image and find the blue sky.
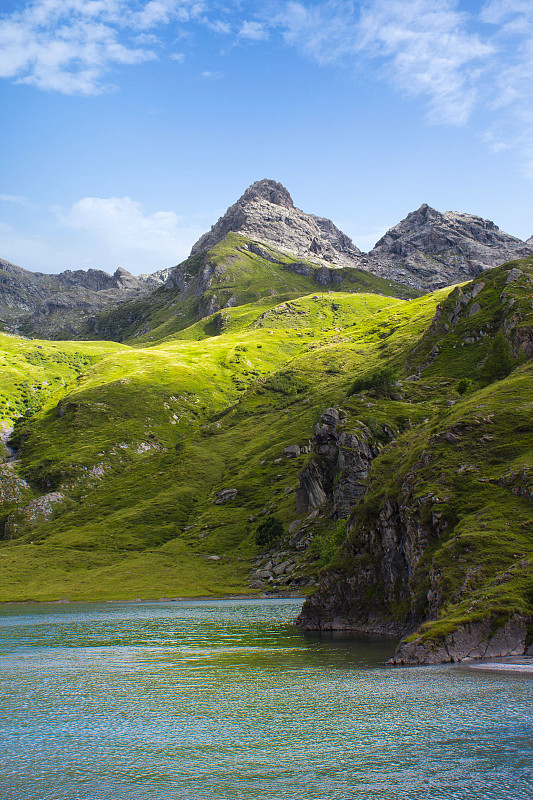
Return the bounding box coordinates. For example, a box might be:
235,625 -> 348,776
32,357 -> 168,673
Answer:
1,0 -> 532,275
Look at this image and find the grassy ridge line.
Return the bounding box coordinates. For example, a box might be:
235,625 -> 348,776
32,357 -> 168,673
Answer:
0,288 -> 435,600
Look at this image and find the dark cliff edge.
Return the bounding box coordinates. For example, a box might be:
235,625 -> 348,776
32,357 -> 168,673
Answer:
295,259 -> 533,665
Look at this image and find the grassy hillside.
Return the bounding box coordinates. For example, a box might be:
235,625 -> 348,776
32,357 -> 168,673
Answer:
66,233 -> 418,344
1,251 -> 533,661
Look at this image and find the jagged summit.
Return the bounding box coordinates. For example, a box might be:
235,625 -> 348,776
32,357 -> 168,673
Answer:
190,182 -> 532,291
190,179 -> 365,269
367,203 -> 531,289
239,179 -> 294,209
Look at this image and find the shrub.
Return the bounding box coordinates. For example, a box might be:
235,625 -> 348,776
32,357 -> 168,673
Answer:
350,367 -> 397,398
255,515 -> 284,547
484,332 -> 513,381
456,378 -> 472,395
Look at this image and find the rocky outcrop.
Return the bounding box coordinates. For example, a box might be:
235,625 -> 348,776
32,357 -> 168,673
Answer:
296,407 -> 384,518
296,496 -> 439,635
392,615 -> 533,665
367,204 -> 532,291
0,464 -> 32,507
190,179 -> 366,270
4,491 -> 68,538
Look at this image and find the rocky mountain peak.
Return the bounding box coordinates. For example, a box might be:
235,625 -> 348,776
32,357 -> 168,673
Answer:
190,179 -> 364,269
368,204 -> 532,290
239,179 -> 294,209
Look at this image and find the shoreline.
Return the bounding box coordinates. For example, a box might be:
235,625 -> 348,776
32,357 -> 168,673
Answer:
458,656 -> 533,675
0,591 -> 305,605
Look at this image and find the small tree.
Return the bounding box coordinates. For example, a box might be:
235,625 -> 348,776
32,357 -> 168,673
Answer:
485,332 -> 513,381
255,515 -> 283,547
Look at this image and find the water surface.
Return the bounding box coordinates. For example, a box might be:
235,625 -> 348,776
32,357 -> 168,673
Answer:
1,599 -> 532,799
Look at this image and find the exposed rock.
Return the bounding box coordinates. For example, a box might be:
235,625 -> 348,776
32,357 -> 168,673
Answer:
506,267 -> 524,284
284,445 -> 301,458
0,256 -> 165,336
0,464 -> 32,506
391,615 -> 531,665
215,488 -> 238,504
296,408 -> 382,518
190,179 -> 366,270
4,491 -> 68,538
367,204 -> 531,291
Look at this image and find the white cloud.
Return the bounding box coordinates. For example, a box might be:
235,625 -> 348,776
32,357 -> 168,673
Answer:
170,51 -> 186,61
202,18 -> 232,34
56,195 -> 203,271
239,21 -> 268,41
0,194 -> 33,206
357,0 -> 493,125
201,70 -> 222,79
0,0 -> 203,94
0,196 -> 202,273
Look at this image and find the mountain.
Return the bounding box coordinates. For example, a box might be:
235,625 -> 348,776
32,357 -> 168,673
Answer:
2,180 -> 531,339
190,179 -> 367,269
1,247 -> 533,665
190,180 -> 531,292
0,257 -> 165,337
367,204 -> 532,291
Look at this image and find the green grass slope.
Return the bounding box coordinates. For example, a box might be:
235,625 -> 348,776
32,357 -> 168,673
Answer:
74,233 -> 417,344
1,254 -> 532,661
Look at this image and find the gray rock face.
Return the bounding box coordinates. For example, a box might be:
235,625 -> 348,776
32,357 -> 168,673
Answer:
190,179 -> 366,270
367,204 -> 532,291
296,407 -> 382,518
190,184 -> 531,292
392,615 -> 532,665
0,257 -> 166,335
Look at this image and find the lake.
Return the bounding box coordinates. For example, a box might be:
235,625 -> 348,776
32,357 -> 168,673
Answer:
1,598 -> 532,799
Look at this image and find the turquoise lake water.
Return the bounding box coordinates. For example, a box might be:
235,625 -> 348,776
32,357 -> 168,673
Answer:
0,598 -> 532,799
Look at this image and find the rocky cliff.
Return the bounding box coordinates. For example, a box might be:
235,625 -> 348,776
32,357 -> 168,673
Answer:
295,259 -> 533,663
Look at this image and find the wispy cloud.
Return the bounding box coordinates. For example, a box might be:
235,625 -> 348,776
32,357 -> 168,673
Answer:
202,18 -> 232,34
239,21 -> 269,41
273,0 -> 492,125
267,0 -> 533,175
0,194 -> 34,207
0,0 -> 203,94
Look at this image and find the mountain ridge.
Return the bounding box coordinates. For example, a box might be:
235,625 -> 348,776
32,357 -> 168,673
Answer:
2,179 -> 531,338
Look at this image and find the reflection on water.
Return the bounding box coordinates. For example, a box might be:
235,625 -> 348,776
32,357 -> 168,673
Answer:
0,599 -> 532,799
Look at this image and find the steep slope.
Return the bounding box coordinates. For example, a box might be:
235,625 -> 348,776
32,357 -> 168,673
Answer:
190,179 -> 366,270
297,256 -> 533,662
0,257 -> 164,337
367,204 -> 531,291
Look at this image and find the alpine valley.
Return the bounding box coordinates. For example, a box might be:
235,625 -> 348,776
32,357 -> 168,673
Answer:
2,179 -> 533,666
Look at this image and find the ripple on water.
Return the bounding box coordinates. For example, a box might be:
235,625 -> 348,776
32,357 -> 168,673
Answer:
1,599 -> 532,799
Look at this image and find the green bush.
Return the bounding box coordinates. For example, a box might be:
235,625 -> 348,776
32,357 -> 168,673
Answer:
255,515 -> 284,547
350,367 -> 397,398
456,378 -> 472,395
484,332 -> 514,381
